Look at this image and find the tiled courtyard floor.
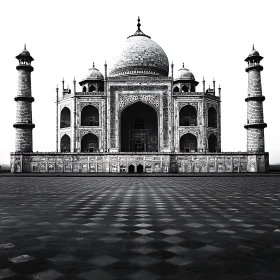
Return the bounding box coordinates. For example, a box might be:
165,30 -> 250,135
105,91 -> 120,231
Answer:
0,176 -> 280,279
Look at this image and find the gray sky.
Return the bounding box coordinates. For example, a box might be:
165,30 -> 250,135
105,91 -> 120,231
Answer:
1,0 -> 279,165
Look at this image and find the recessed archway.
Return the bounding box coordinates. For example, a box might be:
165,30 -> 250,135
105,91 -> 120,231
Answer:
180,133 -> 197,152
137,164 -> 144,173
60,107 -> 71,128
208,134 -> 217,152
128,165 -> 135,173
81,105 -> 99,126
61,134 -> 71,152
208,107 -> 217,128
179,105 -> 197,126
120,102 -> 158,152
81,133 -> 99,152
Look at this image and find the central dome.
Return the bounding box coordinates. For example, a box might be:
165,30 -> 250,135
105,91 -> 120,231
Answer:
109,18 -> 169,77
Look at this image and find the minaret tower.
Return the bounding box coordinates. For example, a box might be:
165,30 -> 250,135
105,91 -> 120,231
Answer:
13,45 -> 35,152
244,46 -> 267,152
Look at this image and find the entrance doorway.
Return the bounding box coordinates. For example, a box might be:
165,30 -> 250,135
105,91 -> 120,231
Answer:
128,165 -> 135,173
137,164 -> 144,173
121,102 -> 158,152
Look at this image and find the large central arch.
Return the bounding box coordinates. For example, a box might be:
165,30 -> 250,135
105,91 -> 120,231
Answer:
120,102 -> 158,152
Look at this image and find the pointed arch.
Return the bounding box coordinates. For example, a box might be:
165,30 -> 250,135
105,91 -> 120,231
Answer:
180,133 -> 197,152
98,85 -> 104,92
208,134 -> 217,152
179,105 -> 197,126
89,85 -> 96,92
173,86 -> 179,93
60,107 -> 71,128
82,86 -> 87,92
120,102 -> 158,152
182,85 -> 188,92
81,105 -> 99,126
208,107 -> 217,128
61,134 -> 71,152
81,133 -> 99,152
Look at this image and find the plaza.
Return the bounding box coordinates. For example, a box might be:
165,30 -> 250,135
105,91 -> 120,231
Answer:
0,175 -> 280,279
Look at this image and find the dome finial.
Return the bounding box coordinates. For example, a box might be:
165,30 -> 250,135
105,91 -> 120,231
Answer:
24,43 -> 26,50
137,16 -> 141,31
182,62 -> 184,68
93,61 -> 95,68
252,44 -> 255,50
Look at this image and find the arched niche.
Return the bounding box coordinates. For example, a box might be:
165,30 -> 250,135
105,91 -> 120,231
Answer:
81,105 -> 99,126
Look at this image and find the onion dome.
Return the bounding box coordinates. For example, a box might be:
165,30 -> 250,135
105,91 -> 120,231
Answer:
245,45 -> 263,62
109,17 -> 169,77
16,44 -> 34,62
79,62 -> 104,84
174,63 -> 195,81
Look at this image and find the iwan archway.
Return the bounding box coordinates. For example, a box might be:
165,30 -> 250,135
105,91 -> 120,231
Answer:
120,102 -> 158,152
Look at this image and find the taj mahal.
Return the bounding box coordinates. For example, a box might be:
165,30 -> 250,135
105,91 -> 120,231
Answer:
10,18 -> 269,173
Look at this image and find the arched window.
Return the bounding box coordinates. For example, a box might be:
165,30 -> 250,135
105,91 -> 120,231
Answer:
173,86 -> 179,93
180,133 -> 197,152
208,107 -> 217,128
60,107 -> 71,128
182,85 -> 188,92
89,85 -> 96,92
82,86 -> 87,92
61,134 -> 71,152
208,134 -> 217,152
98,86 -> 104,92
81,133 -> 98,152
81,105 -> 99,126
179,105 -> 197,126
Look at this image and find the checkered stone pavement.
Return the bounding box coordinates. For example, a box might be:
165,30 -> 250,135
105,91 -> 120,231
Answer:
0,176 -> 280,279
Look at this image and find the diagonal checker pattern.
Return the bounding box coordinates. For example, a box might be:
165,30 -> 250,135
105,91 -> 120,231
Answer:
0,176 -> 280,279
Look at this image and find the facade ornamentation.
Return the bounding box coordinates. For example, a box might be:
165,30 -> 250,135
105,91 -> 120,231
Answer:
119,94 -> 159,112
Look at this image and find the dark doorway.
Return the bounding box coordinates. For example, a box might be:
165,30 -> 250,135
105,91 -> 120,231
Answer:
81,133 -> 98,152
61,134 -> 71,152
179,105 -> 197,126
208,134 -> 217,152
137,164 -> 144,173
128,165 -> 135,173
208,107 -> 217,128
180,133 -> 197,152
121,102 -> 158,152
60,107 -> 71,128
81,105 -> 99,126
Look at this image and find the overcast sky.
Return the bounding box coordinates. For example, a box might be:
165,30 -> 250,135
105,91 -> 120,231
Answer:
1,0 -> 279,165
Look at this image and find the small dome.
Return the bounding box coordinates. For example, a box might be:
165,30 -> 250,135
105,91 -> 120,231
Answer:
249,49 -> 260,57
81,63 -> 104,81
175,64 -> 195,81
109,18 -> 169,77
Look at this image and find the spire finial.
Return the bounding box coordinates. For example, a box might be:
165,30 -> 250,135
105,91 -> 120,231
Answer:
137,16 -> 141,31
252,44 -> 255,50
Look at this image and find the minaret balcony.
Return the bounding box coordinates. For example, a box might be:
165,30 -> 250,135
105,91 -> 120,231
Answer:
245,96 -> 265,102
16,64 -> 34,72
13,122 -> 35,129
244,123 -> 267,129
14,96 -> 35,102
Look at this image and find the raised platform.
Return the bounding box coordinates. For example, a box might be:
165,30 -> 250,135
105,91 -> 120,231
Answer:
10,152 -> 269,173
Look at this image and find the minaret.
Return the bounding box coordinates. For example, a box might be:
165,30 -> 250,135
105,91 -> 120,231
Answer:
13,45 -> 35,152
244,46 -> 267,152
